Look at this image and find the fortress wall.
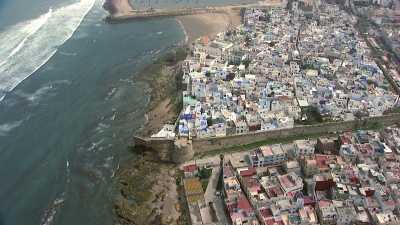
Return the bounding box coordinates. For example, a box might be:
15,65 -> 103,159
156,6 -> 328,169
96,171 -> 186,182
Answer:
133,114 -> 400,163
191,114 -> 400,153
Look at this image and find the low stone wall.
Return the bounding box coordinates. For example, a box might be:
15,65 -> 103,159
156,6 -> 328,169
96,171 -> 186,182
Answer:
191,113 -> 400,153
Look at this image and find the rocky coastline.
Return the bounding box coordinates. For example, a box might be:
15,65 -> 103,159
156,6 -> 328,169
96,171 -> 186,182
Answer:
113,47 -> 188,225
108,7 -> 242,224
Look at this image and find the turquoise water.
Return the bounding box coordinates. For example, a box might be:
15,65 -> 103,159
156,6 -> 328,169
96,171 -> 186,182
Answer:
0,0 -> 247,224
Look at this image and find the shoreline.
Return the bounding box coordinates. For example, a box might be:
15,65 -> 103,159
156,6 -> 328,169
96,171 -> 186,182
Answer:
112,8 -> 243,225
113,47 -> 188,225
176,19 -> 189,45
136,47 -> 187,136
109,2 -> 400,224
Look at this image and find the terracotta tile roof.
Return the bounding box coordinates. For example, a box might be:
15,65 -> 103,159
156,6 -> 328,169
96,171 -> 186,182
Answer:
237,195 -> 253,212
240,167 -> 257,177
183,164 -> 198,173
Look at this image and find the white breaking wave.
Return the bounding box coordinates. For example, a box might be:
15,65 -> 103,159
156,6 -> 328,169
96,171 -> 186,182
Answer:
0,120 -> 23,136
0,0 -> 96,101
15,84 -> 53,103
0,9 -> 53,68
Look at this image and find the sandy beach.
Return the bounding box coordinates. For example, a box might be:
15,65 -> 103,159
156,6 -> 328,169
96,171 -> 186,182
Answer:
177,9 -> 242,44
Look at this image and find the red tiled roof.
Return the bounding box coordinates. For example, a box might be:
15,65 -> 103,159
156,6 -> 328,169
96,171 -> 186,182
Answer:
303,196 -> 315,205
243,177 -> 261,190
365,189 -> 375,197
318,200 -> 332,208
356,143 -> 374,155
339,134 -> 352,145
315,154 -> 329,168
267,186 -> 284,197
183,164 -> 198,173
237,195 -> 253,212
259,208 -> 273,219
224,166 -> 234,177
266,218 -> 284,225
201,36 -> 210,45
226,202 -> 237,213
240,167 -> 257,177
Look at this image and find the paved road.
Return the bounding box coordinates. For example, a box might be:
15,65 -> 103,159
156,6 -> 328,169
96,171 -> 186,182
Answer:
204,166 -> 229,225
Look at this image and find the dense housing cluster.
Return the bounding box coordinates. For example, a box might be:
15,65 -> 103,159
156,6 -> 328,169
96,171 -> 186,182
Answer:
182,126 -> 400,225
175,5 -> 398,139
353,1 -> 400,92
176,1 -> 400,224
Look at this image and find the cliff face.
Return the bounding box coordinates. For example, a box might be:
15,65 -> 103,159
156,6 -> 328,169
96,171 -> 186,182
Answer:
103,0 -> 134,16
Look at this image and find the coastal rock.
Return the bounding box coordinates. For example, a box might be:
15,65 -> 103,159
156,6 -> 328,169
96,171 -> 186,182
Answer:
103,0 -> 134,16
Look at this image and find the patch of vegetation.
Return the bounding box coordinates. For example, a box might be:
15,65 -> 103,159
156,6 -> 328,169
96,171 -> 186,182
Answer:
162,47 -> 188,65
242,59 -> 251,68
197,167 -> 212,191
301,63 -> 320,71
175,169 -> 191,225
198,167 -> 212,179
295,106 -> 324,125
384,107 -> 400,114
201,180 -> 209,192
356,120 -> 384,130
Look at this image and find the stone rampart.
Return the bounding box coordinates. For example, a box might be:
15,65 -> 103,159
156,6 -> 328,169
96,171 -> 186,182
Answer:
191,113 -> 400,153
132,113 -> 400,163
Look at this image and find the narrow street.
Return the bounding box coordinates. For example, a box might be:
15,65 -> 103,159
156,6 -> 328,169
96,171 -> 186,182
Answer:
204,166 -> 229,225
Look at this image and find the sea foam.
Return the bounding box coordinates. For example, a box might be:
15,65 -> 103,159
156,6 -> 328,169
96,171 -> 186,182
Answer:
0,120 -> 23,136
0,0 -> 96,101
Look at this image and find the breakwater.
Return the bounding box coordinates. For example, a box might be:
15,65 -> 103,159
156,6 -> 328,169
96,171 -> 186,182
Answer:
133,113 -> 400,163
106,8 -> 225,22
105,0 -> 285,22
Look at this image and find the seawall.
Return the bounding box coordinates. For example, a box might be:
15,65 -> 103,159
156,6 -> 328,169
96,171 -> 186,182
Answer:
106,8 -> 224,22
133,113 -> 400,163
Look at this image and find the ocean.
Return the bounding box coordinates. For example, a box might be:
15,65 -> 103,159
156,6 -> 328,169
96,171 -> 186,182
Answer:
0,0 -> 185,224
0,0 -> 250,224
